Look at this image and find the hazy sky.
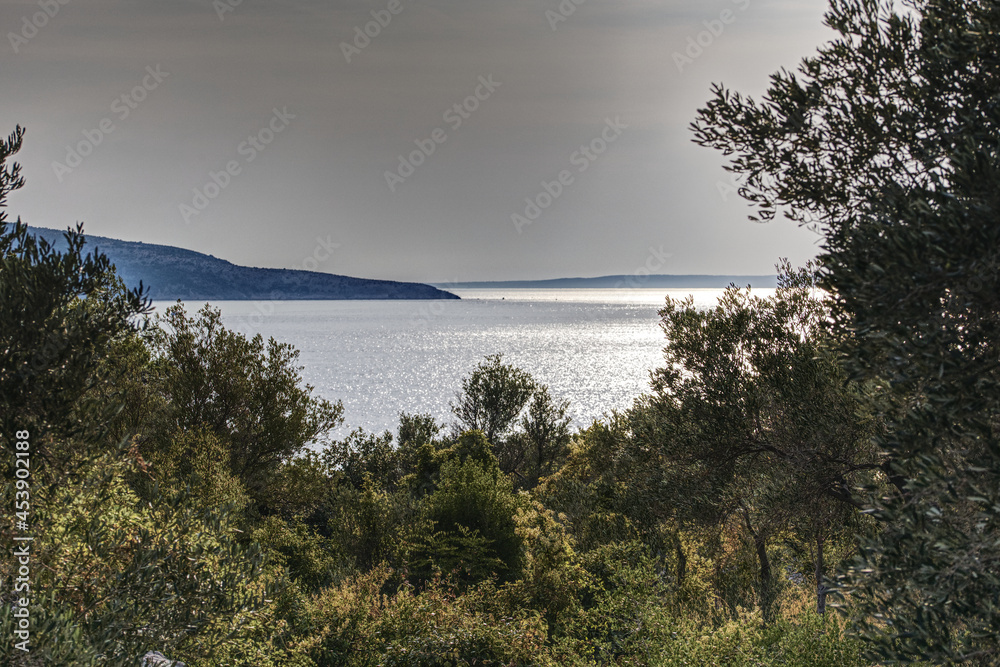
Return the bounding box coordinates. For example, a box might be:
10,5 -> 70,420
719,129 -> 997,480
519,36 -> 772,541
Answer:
1,0 -> 832,282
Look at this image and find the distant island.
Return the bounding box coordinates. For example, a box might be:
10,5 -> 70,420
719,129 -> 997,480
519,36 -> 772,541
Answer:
27,226 -> 459,301
437,275 -> 778,289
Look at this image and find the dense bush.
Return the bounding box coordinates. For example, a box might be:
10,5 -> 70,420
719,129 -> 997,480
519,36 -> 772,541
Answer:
407,443 -> 524,587
296,568 -> 550,666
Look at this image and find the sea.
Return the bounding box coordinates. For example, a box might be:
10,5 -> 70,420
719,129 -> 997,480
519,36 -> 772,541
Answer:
152,288 -> 760,437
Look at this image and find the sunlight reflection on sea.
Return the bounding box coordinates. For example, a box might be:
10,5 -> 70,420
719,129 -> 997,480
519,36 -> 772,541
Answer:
154,288 -> 775,438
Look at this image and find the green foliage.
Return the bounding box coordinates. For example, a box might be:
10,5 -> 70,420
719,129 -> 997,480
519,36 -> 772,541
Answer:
535,416 -> 653,551
693,0 -> 1000,661
441,429 -> 496,470
395,429 -> 497,497
324,479 -> 422,573
324,428 -> 399,491
409,448 -> 524,586
397,412 -> 443,450
451,353 -> 537,445
529,541 -> 675,665
143,426 -> 252,513
264,450 -> 334,523
630,264 -> 881,619
441,354 -> 574,492
1,145 -> 148,473
651,605 -> 870,667
504,385 -> 572,488
508,500 -> 584,627
147,303 -> 344,505
1,130 -> 278,665
0,594 -> 96,667
0,126 -> 25,205
251,515 -> 346,594
300,568 -> 550,666
451,355 -> 573,487
0,448 -> 272,666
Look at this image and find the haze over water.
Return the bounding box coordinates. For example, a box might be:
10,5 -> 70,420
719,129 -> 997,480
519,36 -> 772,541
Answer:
155,288 -> 769,437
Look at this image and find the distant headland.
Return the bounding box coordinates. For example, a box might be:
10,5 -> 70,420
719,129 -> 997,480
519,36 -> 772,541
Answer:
26,226 -> 460,301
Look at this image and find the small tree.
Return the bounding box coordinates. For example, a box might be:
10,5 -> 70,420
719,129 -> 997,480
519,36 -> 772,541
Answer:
451,354 -> 572,485
451,354 -> 536,445
515,385 -> 572,488
146,303 -> 343,507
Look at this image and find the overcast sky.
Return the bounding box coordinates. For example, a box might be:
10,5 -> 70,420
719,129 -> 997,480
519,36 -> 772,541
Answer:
1,0 -> 832,282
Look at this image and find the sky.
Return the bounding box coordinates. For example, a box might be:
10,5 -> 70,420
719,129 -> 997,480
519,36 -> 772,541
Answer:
0,0 -> 832,283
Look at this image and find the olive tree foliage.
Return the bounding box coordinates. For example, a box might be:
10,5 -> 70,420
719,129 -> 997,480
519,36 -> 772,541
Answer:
0,126 -> 24,212
0,126 -> 149,470
692,1 -> 1000,662
516,384 -> 572,487
0,127 -> 272,665
145,303 -> 344,506
631,264 -> 881,619
0,450 -> 271,667
451,354 -> 571,485
451,353 -> 537,444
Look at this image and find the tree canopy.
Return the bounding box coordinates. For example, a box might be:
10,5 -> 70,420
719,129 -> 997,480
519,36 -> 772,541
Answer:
693,0 -> 1000,661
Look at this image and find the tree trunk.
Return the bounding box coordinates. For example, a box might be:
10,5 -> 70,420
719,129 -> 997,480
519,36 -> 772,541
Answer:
675,536 -> 687,586
815,533 -> 827,615
742,510 -> 774,622
754,532 -> 774,620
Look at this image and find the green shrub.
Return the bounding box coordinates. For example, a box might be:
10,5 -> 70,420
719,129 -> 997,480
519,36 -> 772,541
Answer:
651,605 -> 870,667
323,478 -> 422,573
0,448 -> 273,666
301,568 -> 550,667
251,515 -> 347,594
408,448 -> 524,586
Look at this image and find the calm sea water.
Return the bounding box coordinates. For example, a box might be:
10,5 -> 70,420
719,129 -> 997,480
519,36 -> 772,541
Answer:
152,289 -> 755,436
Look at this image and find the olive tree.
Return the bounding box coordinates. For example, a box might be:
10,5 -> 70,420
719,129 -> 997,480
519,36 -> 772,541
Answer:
451,354 -> 571,486
632,265 -> 881,619
451,353 -> 537,445
1,126 -> 149,470
146,303 -> 344,507
692,1 -> 1000,661
0,127 -> 270,665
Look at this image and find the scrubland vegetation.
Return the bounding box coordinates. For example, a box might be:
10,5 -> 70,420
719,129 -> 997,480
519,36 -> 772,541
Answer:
0,217 -> 881,666
4,0 -> 1000,664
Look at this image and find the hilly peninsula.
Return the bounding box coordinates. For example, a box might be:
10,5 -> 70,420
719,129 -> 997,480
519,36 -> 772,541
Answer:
27,226 -> 459,301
